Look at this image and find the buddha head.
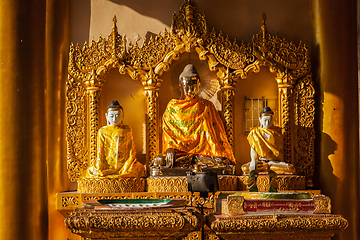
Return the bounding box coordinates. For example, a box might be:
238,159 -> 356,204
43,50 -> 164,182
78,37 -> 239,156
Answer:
259,106 -> 274,128
179,64 -> 200,99
105,100 -> 124,126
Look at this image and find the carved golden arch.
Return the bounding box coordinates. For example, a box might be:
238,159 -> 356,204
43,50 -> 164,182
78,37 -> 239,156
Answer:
66,0 -> 314,187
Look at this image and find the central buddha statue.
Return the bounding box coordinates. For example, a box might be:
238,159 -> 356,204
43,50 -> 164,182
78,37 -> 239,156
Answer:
87,100 -> 146,178
150,64 -> 235,176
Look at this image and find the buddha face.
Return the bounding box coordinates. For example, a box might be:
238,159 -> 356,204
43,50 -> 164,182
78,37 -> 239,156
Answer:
259,115 -> 273,128
105,109 -> 123,126
180,77 -> 200,99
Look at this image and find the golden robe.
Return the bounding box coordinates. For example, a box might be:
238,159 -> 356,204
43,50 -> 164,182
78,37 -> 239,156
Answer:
90,124 -> 145,177
162,97 -> 235,164
247,126 -> 284,161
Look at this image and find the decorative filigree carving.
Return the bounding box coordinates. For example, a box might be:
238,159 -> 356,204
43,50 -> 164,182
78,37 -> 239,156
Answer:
127,29 -> 174,70
294,75 -> 315,186
252,14 -> 310,83
66,77 -> 88,181
171,0 -> 208,44
218,175 -> 238,191
222,89 -> 235,148
147,176 -> 238,193
238,175 -> 306,191
208,213 -> 348,234
87,88 -> 101,170
65,208 -> 203,239
206,30 -> 253,71
61,196 -> 80,208
183,231 -> 201,240
144,89 -> 159,162
68,16 -> 126,83
147,176 -> 188,192
226,195 -> 245,216
313,195 -> 331,214
279,87 -> 293,163
77,178 -> 146,193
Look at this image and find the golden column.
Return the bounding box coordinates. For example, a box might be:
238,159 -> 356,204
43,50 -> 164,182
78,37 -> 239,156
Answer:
312,0 -> 359,239
218,68 -> 237,150
141,68 -> 162,165
145,89 -> 160,163
222,88 -> 235,148
0,1 -> 48,240
277,84 -> 293,163
45,1 -> 70,240
87,87 -> 102,170
0,1 -> 70,239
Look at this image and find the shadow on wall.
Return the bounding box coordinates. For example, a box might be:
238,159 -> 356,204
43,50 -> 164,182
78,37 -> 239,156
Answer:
110,0 -> 182,26
70,0 -> 91,44
110,0 -> 311,43
314,133 -> 341,240
314,132 -> 340,199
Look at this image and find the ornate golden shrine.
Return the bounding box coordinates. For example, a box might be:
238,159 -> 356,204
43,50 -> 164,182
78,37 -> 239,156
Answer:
60,2 -> 349,239
66,0 -> 314,187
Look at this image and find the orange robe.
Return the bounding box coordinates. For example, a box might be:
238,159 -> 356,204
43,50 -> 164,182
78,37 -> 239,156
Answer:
162,97 -> 235,164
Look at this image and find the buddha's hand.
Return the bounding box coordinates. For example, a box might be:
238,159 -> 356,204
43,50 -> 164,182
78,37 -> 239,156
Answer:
165,148 -> 175,168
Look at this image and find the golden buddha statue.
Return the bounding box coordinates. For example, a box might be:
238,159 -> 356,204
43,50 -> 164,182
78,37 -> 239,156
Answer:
150,64 -> 235,176
241,106 -> 296,175
87,100 -> 145,178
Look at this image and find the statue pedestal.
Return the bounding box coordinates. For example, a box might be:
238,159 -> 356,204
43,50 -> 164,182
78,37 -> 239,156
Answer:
207,213 -> 348,240
147,175 -> 238,192
77,177 -> 146,193
65,207 -> 203,240
238,174 -> 306,191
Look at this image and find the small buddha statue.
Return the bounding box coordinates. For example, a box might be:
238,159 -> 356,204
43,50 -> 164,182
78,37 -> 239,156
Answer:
87,100 -> 146,178
150,64 -> 235,176
241,106 -> 296,175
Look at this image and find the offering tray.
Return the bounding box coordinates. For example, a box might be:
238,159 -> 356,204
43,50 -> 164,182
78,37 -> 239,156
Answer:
82,198 -> 187,210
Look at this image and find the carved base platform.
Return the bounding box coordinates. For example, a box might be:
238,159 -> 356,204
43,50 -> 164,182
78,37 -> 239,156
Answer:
65,207 -> 203,240
77,177 -> 146,193
238,174 -> 306,191
57,190 -> 321,217
147,175 -> 238,192
207,213 -> 348,240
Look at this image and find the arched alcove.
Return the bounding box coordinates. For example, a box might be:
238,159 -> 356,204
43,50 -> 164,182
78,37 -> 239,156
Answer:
100,69 -> 146,164
234,68 -> 278,171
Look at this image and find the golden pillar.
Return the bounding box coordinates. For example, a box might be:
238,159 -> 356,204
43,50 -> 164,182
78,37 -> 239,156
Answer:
278,85 -> 293,163
0,1 -> 70,240
87,87 -> 101,169
219,69 -> 237,150
145,89 -> 160,163
45,1 -> 70,240
312,0 -> 359,239
0,1 -> 48,239
222,88 -> 235,149
142,69 -> 162,165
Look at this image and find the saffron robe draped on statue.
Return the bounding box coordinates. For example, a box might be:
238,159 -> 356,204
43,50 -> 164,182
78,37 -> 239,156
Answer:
162,97 -> 235,164
247,126 -> 284,161
91,124 -> 145,177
